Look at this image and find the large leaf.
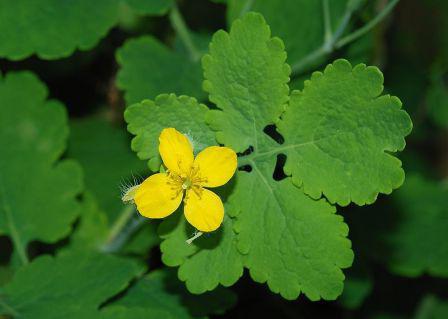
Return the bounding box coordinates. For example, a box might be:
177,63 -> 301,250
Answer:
0,0 -> 120,60
278,59 -> 413,206
0,72 -> 82,262
0,252 -> 143,318
230,163 -> 353,300
104,268 -> 237,318
203,12 -> 290,153
117,37 -> 205,105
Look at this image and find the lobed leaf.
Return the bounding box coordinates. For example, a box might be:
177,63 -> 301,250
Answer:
278,59 -> 413,205
0,0 -> 120,60
230,161 -> 353,300
203,12 -> 290,153
0,71 -> 82,258
117,37 -> 205,105
104,268 -> 237,318
0,252 -> 143,318
227,0 -> 349,65
68,116 -> 146,220
125,94 -> 215,171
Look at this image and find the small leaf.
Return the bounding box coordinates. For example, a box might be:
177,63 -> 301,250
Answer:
117,37 -> 205,105
278,59 -> 413,205
0,71 -> 82,260
0,252 -> 143,318
0,0 -> 120,60
125,94 -> 215,171
384,174 -> 448,277
159,197 -> 244,294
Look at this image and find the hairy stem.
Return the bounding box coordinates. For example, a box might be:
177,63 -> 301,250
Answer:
169,3 -> 201,62
100,205 -> 144,253
291,0 -> 399,76
335,0 -> 399,49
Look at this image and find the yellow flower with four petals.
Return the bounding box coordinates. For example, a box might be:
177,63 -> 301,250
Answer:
131,128 -> 237,232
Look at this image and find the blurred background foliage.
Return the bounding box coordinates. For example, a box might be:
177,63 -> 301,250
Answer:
0,0 -> 447,318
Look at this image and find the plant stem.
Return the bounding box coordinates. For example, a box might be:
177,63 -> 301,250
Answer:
169,3 -> 201,62
239,0 -> 255,17
322,0 -> 332,43
291,0 -> 399,76
0,181 -> 29,265
0,296 -> 19,317
100,205 -> 144,253
335,0 -> 399,49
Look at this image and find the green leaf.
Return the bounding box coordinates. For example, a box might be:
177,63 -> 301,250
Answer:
278,59 -> 413,205
415,295 -> 448,319
202,13 -> 355,300
227,0 -> 349,64
203,12 -> 290,153
124,0 -> 173,15
338,262 -> 372,309
68,116 -> 146,220
125,94 -> 216,171
65,192 -> 109,252
426,76 -> 448,129
104,268 -> 237,318
0,252 -> 143,318
230,163 -> 353,300
384,174 -> 448,277
0,0 -> 120,60
117,37 -> 205,105
159,212 -> 244,294
120,223 -> 160,256
0,71 -> 82,263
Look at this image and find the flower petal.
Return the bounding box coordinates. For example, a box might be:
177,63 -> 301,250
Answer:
194,146 -> 237,187
134,173 -> 182,218
184,188 -> 224,232
159,128 -> 194,175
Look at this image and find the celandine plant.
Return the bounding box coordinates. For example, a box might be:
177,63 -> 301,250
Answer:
123,12 -> 412,300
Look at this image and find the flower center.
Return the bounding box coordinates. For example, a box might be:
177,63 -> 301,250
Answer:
182,178 -> 192,190
166,165 -> 208,200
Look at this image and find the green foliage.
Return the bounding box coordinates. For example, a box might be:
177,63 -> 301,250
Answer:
203,12 -> 290,153
107,268 -> 237,318
278,60 -> 412,205
230,167 -> 353,300
426,75 -> 448,129
125,12 -> 412,301
125,94 -> 216,171
124,0 -> 173,15
0,0 -> 120,60
227,0 -> 348,64
68,116 -> 146,220
117,37 -> 205,105
415,295 -> 448,319
0,252 -> 143,318
159,206 -> 244,294
385,174 -> 448,277
0,71 -> 83,263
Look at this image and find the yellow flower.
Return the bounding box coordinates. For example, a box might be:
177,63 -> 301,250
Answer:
133,128 -> 237,232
